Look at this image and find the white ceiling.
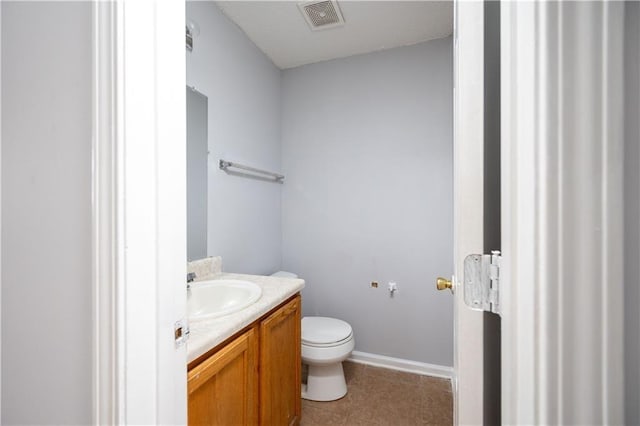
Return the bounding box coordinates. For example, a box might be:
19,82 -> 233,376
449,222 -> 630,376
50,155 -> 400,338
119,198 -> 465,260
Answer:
215,1 -> 453,69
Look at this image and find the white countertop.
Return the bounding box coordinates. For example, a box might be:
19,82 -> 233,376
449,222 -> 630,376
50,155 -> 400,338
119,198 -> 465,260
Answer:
187,272 -> 305,364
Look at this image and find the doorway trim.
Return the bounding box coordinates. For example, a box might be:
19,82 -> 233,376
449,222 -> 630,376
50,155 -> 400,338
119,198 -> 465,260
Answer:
92,1 -> 188,424
92,2 -> 118,423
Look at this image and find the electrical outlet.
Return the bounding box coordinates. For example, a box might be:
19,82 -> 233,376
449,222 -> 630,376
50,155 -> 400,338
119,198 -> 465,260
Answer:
370,281 -> 378,288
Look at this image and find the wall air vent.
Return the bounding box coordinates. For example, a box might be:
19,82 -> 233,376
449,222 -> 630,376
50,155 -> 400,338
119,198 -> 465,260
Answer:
298,0 -> 345,31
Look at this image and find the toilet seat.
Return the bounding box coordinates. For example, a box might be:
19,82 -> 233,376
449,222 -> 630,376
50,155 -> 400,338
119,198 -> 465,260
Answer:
302,317 -> 352,346
303,334 -> 353,348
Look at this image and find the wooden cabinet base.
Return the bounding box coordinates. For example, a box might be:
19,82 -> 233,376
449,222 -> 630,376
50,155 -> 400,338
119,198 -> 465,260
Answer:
260,296 -> 302,426
187,294 -> 301,426
188,328 -> 258,426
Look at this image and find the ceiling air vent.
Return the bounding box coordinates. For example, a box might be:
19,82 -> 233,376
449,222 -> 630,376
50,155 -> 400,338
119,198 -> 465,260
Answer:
298,0 -> 345,31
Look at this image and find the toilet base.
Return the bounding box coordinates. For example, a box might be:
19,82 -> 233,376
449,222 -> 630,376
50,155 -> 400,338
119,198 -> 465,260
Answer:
302,362 -> 347,401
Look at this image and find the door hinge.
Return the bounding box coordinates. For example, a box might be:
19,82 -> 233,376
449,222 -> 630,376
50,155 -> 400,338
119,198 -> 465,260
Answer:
463,250 -> 501,316
174,319 -> 190,348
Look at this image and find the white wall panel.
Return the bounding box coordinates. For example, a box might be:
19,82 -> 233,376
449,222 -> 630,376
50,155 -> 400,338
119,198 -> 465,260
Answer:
624,2 -> 640,424
1,2 -> 92,423
186,1 -> 282,275
281,38 -> 453,366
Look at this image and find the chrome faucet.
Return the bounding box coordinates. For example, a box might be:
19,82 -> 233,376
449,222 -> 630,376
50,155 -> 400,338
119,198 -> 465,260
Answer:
187,272 -> 196,291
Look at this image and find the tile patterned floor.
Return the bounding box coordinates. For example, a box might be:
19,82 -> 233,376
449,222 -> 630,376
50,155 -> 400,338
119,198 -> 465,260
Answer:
301,361 -> 453,426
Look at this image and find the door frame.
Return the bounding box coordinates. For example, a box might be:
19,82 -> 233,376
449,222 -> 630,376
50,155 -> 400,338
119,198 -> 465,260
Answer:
92,1 -> 628,424
92,1 -> 187,424
92,2 -> 117,423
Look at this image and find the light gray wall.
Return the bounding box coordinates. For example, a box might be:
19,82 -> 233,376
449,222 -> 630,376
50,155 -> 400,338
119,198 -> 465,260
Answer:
625,2 -> 640,424
186,1 -> 282,275
281,38 -> 454,366
1,2 -> 92,424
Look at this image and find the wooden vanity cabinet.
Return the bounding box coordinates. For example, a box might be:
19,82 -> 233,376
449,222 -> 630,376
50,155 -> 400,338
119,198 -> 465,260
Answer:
260,295 -> 301,426
187,327 -> 259,426
187,294 -> 301,426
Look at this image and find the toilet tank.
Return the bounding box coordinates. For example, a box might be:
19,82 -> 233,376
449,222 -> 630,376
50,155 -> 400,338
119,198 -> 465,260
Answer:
270,271 -> 298,279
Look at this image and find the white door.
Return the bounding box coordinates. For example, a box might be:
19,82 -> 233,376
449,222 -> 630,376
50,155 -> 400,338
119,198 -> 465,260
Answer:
500,1 -> 625,424
454,1 -> 627,425
452,2 -> 494,424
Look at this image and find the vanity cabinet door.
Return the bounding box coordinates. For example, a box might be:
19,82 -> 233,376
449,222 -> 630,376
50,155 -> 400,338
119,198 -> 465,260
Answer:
188,327 -> 259,426
259,295 -> 302,426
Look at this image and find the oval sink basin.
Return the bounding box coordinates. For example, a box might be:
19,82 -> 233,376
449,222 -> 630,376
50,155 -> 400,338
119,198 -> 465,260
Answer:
188,279 -> 262,320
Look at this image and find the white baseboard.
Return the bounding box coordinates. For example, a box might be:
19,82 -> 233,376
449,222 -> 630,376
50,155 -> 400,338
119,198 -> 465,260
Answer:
347,351 -> 453,380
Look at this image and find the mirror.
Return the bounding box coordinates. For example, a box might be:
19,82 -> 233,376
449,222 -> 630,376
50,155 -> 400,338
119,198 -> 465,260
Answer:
186,86 -> 208,261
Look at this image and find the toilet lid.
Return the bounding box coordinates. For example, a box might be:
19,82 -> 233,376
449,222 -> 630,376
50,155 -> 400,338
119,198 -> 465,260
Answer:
302,316 -> 353,345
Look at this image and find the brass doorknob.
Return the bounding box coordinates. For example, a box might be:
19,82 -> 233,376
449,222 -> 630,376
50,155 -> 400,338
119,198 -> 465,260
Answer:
436,277 -> 452,291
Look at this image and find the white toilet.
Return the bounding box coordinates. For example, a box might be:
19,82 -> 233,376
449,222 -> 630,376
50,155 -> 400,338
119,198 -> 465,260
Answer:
271,271 -> 355,402
301,316 -> 354,401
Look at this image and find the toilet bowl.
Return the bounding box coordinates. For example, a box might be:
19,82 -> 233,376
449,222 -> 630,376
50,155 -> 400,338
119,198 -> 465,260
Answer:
270,271 -> 355,402
301,316 -> 354,401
